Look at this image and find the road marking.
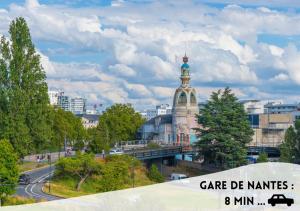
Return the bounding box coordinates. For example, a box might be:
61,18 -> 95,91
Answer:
24,171 -> 53,198
30,173 -> 54,198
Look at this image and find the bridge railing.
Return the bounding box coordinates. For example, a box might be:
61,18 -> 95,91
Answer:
126,146 -> 182,160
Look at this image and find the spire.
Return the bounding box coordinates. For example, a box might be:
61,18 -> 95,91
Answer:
183,53 -> 188,63
180,54 -> 190,88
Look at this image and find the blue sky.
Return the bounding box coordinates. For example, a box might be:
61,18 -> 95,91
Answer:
1,0 -> 300,110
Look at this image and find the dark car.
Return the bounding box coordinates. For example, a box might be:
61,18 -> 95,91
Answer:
18,174 -> 31,185
268,194 -> 294,207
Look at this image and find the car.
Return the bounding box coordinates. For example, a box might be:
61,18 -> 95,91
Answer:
109,148 -> 124,155
18,174 -> 31,185
170,173 -> 188,180
268,194 -> 294,207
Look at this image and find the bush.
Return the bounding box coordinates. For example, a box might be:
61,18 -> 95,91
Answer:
257,152 -> 268,163
147,164 -> 164,183
147,142 -> 161,149
2,196 -> 37,206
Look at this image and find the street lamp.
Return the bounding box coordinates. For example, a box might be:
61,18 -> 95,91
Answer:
48,154 -> 52,193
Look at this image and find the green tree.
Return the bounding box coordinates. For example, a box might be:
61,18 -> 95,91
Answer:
280,126 -> 297,162
257,152 -> 268,163
99,160 -> 129,192
147,164 -> 164,183
88,104 -> 145,153
147,142 -> 161,149
195,87 -> 254,169
55,152 -> 101,191
50,107 -> 87,153
279,121 -> 300,163
0,139 -> 19,204
100,155 -> 141,191
0,17 -> 51,157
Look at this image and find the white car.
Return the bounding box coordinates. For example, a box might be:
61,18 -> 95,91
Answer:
170,173 -> 188,180
109,148 -> 124,155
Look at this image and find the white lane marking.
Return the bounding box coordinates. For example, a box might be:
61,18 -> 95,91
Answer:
24,171 -> 53,198
30,173 -> 53,197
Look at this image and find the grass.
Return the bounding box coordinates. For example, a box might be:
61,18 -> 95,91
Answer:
2,196 -> 45,206
43,166 -> 154,198
18,161 -> 49,172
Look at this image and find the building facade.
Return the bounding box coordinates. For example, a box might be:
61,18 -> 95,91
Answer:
48,90 -> 59,105
71,97 -> 86,114
76,114 -> 99,129
264,103 -> 300,114
241,100 -> 283,114
57,94 -> 71,111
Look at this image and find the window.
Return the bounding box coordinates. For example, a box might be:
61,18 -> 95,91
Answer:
177,92 -> 187,105
180,133 -> 184,143
190,92 -> 196,105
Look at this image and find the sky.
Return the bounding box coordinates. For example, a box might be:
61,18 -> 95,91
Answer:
1,0 -> 300,110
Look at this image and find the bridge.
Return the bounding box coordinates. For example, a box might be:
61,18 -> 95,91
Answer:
125,146 -> 182,160
247,146 -> 280,157
124,145 -> 280,161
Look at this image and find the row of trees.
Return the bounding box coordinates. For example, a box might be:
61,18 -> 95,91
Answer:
55,153 -> 163,192
0,18 -> 51,157
0,17 -> 145,201
0,18 -> 87,158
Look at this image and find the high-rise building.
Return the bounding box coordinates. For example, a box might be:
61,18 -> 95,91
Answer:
58,94 -> 71,111
71,97 -> 86,114
48,90 -> 59,105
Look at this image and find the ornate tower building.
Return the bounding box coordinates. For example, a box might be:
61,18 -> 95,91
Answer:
172,54 -> 199,146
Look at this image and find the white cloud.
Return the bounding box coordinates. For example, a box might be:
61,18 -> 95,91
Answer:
282,44 -> 300,84
270,73 -> 289,81
108,64 -> 136,77
1,0 -> 300,108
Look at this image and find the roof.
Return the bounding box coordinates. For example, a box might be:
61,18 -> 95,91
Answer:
181,63 -> 189,69
145,114 -> 172,125
264,103 -> 299,108
76,114 -> 100,121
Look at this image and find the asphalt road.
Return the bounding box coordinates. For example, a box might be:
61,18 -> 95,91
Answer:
16,166 -> 62,201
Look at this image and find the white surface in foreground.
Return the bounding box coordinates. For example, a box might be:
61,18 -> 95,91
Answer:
2,163 -> 300,211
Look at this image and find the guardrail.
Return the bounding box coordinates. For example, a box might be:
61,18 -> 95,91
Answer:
126,146 -> 182,160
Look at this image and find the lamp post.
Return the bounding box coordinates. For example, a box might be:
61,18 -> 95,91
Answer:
48,154 -> 52,193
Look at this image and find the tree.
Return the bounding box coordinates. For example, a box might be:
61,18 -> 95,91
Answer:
257,152 -> 268,163
0,139 -> 19,204
147,142 -> 161,149
279,121 -> 300,163
50,107 -> 87,153
195,87 -> 254,169
147,164 -> 164,183
55,152 -> 101,191
280,126 -> 297,162
0,17 -> 51,157
99,159 -> 129,192
88,104 -> 145,153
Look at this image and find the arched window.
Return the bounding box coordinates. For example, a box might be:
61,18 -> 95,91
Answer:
190,92 -> 197,105
177,92 -> 187,105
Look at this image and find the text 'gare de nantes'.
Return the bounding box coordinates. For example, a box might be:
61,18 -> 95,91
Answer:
139,54 -> 299,155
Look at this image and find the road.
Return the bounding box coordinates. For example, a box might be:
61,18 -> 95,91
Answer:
16,166 -> 62,201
